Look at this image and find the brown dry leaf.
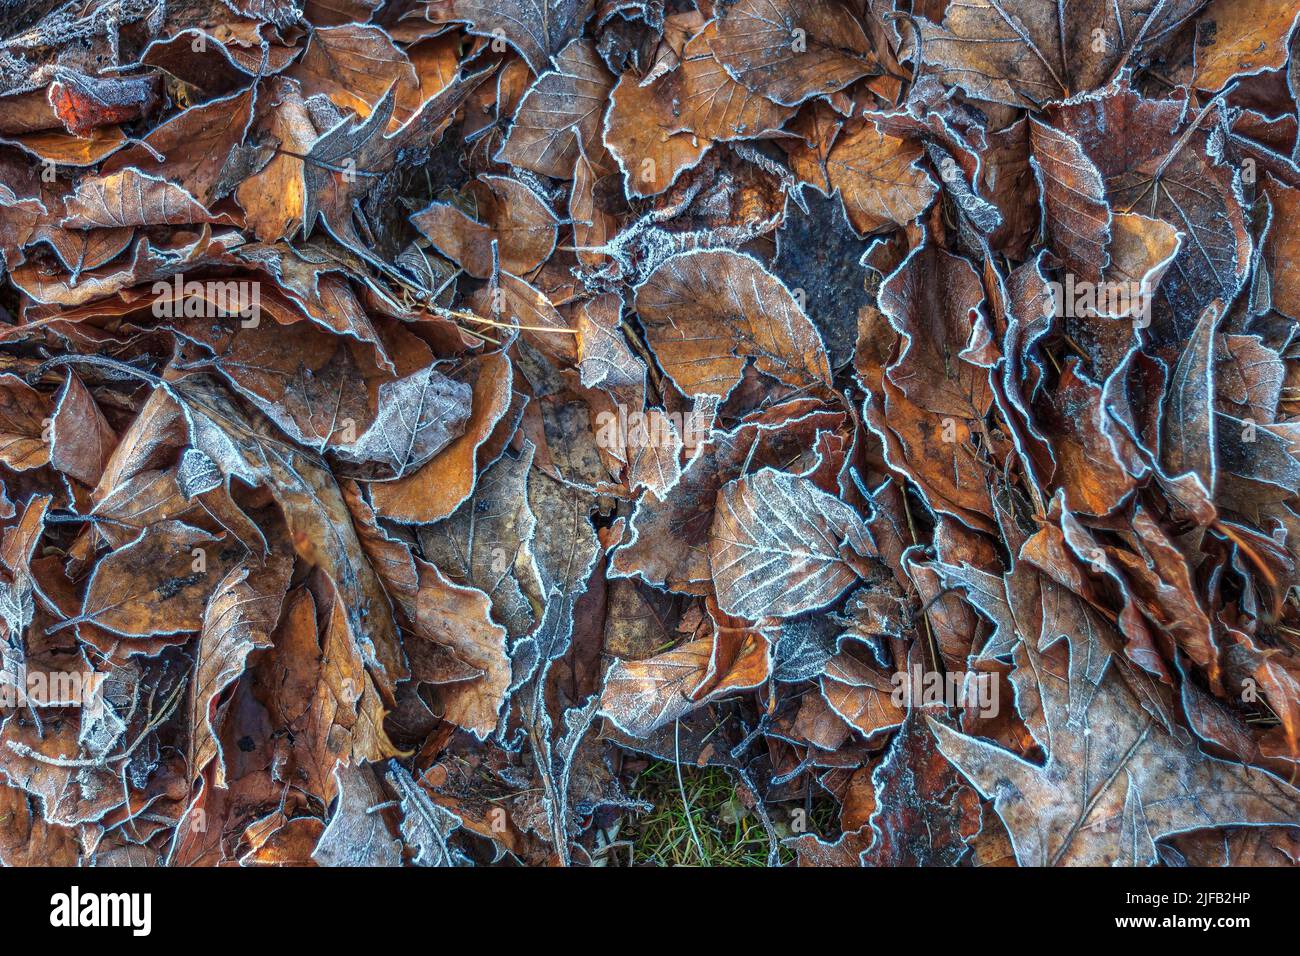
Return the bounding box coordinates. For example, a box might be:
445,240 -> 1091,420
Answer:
468,271 -> 577,363
1103,211 -> 1182,318
675,22 -> 797,140
1110,505 -> 1220,688
1162,301 -> 1221,497
707,0 -> 875,107
49,371 -> 117,486
825,118 -> 937,234
1,126 -> 128,167
497,38 -> 613,178
1264,174 -> 1300,319
289,24 -> 424,128
70,521 -> 237,638
47,72 -> 160,137
575,291 -> 642,390
1192,0 -> 1300,92
1216,331 -> 1285,422
300,70 -> 491,257
626,407 -> 684,497
878,241 -> 992,419
1051,85 -> 1251,345
1036,359 -> 1138,517
240,816 -> 326,866
866,376 -> 996,529
168,374 -> 409,700
312,762 -> 401,866
0,782 -> 79,866
174,319 -> 472,481
821,652 -> 906,740
256,587 -> 400,802
604,68 -> 713,198
1165,826 -> 1300,866
236,77 -> 318,242
859,713 -> 982,865
412,175 -> 559,278
0,703 -> 132,827
0,374 -> 52,471
634,249 -> 831,399
570,146 -> 619,271
409,560 -> 512,740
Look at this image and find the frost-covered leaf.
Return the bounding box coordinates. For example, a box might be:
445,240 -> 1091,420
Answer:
332,364 -> 472,481
1029,118 -> 1111,285
931,640 -> 1300,866
708,0 -> 875,107
497,38 -> 612,178
386,762 -> 468,867
312,762 -> 402,867
168,374 -> 409,699
826,119 -> 938,234
911,0 -> 1208,108
190,554 -> 294,786
3,0 -> 1300,872
600,630 -> 769,736
709,469 -> 873,620
424,0 -> 595,73
61,168 -> 223,228
634,249 -> 831,399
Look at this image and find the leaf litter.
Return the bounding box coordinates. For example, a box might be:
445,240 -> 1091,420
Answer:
0,0 -> 1298,869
